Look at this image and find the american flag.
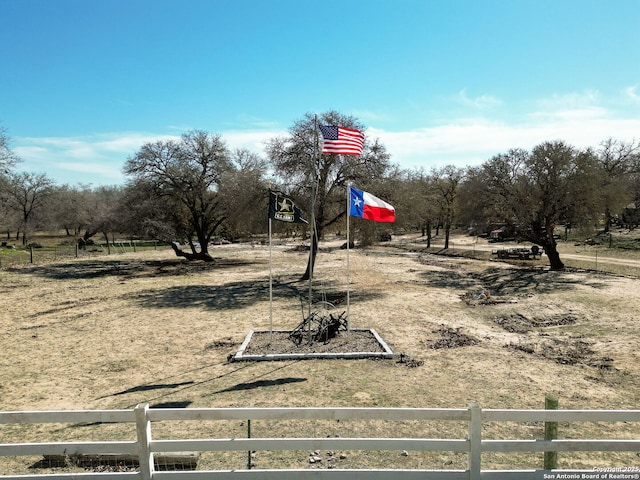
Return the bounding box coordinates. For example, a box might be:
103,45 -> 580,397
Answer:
318,125 -> 365,155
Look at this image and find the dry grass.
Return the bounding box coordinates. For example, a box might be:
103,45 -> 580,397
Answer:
1,233 -> 640,472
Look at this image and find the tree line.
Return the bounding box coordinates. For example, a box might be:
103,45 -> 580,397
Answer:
1,113 -> 639,271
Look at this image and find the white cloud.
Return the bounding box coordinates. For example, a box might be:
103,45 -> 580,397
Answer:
370,120 -> 520,170
16,133 -> 178,162
13,130 -> 286,185
625,85 -> 640,103
93,133 -> 180,153
455,89 -> 502,110
224,129 -> 287,153
232,114 -> 282,130
350,109 -> 392,123
13,133 -> 179,184
56,162 -> 124,176
536,89 -> 601,110
11,90 -> 640,185
370,93 -> 640,170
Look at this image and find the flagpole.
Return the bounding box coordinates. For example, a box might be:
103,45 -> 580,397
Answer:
269,217 -> 273,336
308,115 -> 319,319
346,183 -> 351,331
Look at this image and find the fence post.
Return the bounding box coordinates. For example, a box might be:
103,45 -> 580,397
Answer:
247,418 -> 252,469
544,394 -> 558,469
468,403 -> 482,480
135,403 -> 154,480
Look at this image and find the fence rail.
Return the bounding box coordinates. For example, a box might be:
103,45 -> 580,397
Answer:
0,241 -> 166,269
1,404 -> 639,480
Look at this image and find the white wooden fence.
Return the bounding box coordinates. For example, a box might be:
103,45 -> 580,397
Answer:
1,404 -> 639,480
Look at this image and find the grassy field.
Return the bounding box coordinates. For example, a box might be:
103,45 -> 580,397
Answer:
1,232 -> 639,473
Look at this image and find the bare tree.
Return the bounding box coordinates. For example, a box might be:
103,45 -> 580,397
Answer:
266,111 -> 391,280
397,169 -> 442,246
2,172 -> 54,245
597,138 -> 640,232
220,149 -> 269,241
117,179 -> 176,242
456,165 -> 492,237
475,141 -> 599,270
0,125 -> 21,238
124,130 -> 234,261
48,184 -> 94,237
431,165 -> 465,249
90,186 -> 126,248
0,125 -> 20,174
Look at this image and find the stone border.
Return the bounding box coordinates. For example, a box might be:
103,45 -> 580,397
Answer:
231,328 -> 394,362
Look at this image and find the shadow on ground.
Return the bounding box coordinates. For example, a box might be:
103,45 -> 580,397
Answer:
421,266 -> 608,295
94,360 -> 303,408
213,377 -> 307,394
128,277 -> 379,311
8,257 -> 260,280
99,382 -> 196,398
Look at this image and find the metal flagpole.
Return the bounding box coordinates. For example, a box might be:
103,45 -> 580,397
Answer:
269,217 -> 273,336
346,183 -> 351,331
308,115 -> 319,319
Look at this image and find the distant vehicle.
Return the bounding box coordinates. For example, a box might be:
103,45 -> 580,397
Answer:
489,226 -> 514,242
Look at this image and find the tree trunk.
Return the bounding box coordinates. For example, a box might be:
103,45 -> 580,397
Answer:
444,223 -> 451,249
603,207 -> 612,233
170,242 -> 214,262
525,221 -> 565,271
542,223 -> 565,271
300,240 -> 317,281
82,230 -> 97,244
544,243 -> 565,270
300,224 -> 318,281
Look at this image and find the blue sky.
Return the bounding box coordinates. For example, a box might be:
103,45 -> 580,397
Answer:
1,0 -> 639,186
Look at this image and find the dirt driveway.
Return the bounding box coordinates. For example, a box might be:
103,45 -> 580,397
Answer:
402,233 -> 640,269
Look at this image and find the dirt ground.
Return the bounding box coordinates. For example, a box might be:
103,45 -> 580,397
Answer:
1,233 -> 639,471
242,330 -> 387,356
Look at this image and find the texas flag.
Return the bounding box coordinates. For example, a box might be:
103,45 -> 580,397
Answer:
349,186 -> 396,223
